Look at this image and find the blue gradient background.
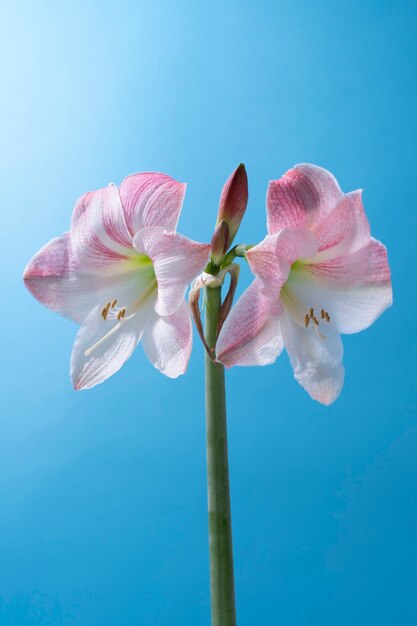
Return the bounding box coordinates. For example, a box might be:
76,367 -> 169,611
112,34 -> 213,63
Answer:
1,1 -> 416,624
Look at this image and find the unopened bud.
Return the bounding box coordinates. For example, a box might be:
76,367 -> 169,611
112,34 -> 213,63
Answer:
210,220 -> 230,266
216,163 -> 248,245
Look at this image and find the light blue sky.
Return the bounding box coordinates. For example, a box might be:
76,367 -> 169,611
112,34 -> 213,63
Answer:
1,1 -> 416,624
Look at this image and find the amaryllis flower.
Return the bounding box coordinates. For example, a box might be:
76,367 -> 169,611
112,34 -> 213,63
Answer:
24,174 -> 210,390
216,164 -> 392,405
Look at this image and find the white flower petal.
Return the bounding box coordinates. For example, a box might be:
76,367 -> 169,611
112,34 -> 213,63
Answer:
70,294 -> 155,390
134,227 -> 210,316
287,239 -> 392,334
141,301 -> 192,378
280,310 -> 344,405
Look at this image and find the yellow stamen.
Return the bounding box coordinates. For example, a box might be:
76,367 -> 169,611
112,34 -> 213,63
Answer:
325,312 -> 330,322
312,316 -> 319,326
321,308 -> 325,319
309,307 -> 314,318
101,302 -> 111,320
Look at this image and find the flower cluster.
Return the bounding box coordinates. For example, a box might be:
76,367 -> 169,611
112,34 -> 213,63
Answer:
24,164 -> 391,403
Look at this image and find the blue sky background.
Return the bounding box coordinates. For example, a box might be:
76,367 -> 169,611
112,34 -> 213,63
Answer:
1,1 -> 416,624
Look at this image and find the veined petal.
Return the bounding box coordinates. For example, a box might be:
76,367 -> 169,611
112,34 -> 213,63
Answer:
23,233 -> 100,323
288,239 -> 392,334
247,229 -> 318,284
307,237 -> 390,286
311,190 -> 371,260
134,227 -> 210,317
267,164 -> 343,234
70,294 -> 155,390
217,279 -> 283,367
23,233 -> 157,324
142,300 -> 192,378
119,172 -> 186,236
71,184 -> 133,274
280,310 -> 344,405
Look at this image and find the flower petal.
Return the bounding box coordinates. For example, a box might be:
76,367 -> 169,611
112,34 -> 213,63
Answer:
23,234 -> 158,324
217,279 -> 283,367
134,227 -> 210,317
119,172 -> 186,236
70,295 -> 155,390
280,310 -> 344,405
247,229 -> 318,284
267,164 -> 343,234
71,184 -> 133,274
289,239 -> 392,334
141,300 -> 192,378
311,190 -> 371,260
23,233 -> 98,323
307,237 -> 390,286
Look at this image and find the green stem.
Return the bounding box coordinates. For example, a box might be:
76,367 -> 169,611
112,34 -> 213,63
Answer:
205,285 -> 237,626
221,244 -> 253,268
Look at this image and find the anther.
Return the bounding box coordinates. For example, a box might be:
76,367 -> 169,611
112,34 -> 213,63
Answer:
101,302 -> 111,320
312,316 -> 319,326
304,314 -> 310,327
321,309 -> 325,319
325,312 -> 330,322
309,307 -> 314,318
117,308 -> 126,320
111,299 -> 117,308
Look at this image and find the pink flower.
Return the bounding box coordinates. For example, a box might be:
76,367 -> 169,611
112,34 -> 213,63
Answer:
24,173 -> 210,390
216,164 -> 392,405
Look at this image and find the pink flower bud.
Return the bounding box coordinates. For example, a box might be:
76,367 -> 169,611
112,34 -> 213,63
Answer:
210,220 -> 230,266
216,164 -> 248,244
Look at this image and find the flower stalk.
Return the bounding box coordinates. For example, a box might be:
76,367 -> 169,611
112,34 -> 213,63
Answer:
205,284 -> 237,626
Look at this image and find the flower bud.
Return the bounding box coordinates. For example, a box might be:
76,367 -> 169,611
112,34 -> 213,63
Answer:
210,220 -> 230,266
216,163 -> 248,245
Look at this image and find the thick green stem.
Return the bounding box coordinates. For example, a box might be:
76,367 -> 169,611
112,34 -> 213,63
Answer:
205,285 -> 237,626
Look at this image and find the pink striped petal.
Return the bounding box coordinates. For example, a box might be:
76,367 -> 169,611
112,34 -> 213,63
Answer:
71,184 -> 133,274
23,234 -> 157,324
24,233 -> 73,279
280,310 -> 344,405
247,229 -> 318,284
70,295 -> 155,390
289,239 -> 392,334
307,237 -> 390,286
216,279 -> 283,367
267,164 -> 343,234
119,172 -> 186,236
133,227 -> 210,317
142,300 -> 192,378
23,233 -> 99,323
312,190 -> 370,260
